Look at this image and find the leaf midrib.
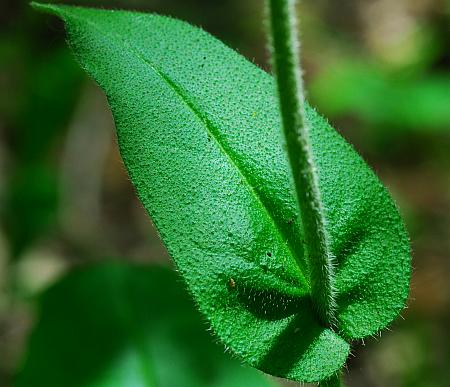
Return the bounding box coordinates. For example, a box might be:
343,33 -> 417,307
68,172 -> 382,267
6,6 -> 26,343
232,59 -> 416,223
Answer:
63,7 -> 309,289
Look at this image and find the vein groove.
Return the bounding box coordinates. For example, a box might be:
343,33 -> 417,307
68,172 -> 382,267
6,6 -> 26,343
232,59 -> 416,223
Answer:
66,8 -> 309,289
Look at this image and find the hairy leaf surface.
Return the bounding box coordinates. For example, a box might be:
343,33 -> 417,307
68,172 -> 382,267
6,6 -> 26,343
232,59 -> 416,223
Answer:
33,4 -> 411,382
17,263 -> 275,387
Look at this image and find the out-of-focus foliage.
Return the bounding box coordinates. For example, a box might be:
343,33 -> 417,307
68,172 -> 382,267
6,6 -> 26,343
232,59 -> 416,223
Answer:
0,6 -> 84,259
310,60 -> 450,132
4,164 -> 58,260
16,262 -> 275,387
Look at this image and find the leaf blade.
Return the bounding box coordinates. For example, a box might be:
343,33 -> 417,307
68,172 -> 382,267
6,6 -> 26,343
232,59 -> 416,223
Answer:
32,3 -> 410,381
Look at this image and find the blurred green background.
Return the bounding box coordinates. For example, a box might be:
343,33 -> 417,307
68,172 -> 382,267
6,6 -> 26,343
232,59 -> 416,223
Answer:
0,0 -> 449,386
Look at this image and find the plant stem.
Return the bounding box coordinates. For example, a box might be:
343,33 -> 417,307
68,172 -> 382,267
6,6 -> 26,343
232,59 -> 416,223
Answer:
319,373 -> 344,387
266,0 -> 336,327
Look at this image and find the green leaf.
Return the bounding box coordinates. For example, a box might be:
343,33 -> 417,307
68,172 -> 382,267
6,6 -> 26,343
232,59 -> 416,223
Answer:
2,47 -> 83,259
32,3 -> 411,382
16,262 -> 276,387
310,60 -> 450,132
4,164 -> 58,259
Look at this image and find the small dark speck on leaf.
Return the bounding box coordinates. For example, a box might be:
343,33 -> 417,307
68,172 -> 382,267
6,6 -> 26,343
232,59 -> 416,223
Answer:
266,252 -> 272,257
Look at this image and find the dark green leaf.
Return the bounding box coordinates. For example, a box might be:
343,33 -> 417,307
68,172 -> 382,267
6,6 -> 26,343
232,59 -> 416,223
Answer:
32,4 -> 411,382
2,46 -> 83,259
4,164 -> 58,259
16,262 -> 275,387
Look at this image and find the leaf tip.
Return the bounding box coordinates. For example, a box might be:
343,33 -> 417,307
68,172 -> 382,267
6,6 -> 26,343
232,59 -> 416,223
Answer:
30,2 -> 64,17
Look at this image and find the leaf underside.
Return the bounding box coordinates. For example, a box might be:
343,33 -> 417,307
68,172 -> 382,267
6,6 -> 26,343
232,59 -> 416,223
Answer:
16,262 -> 275,387
33,3 -> 411,382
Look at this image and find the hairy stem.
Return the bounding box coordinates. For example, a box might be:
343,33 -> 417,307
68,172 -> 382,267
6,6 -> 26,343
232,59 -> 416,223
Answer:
266,0 -> 336,326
